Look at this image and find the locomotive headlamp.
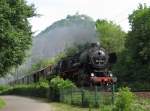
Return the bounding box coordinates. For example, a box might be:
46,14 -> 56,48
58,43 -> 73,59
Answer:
110,74 -> 113,77
98,50 -> 105,56
91,73 -> 94,77
108,71 -> 113,77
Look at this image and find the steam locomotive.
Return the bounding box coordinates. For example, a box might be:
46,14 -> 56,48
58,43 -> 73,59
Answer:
53,42 -> 117,86
9,42 -> 117,86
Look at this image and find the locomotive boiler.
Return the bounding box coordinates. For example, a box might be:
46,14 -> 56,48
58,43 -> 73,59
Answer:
53,42 -> 117,86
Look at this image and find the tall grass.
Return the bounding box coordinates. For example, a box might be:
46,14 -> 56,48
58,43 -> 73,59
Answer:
0,98 -> 6,109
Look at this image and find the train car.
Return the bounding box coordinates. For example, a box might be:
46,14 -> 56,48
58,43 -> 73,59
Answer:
9,65 -> 52,85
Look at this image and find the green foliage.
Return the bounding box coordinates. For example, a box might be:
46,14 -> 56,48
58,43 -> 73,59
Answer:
113,87 -> 148,111
0,85 -> 11,94
112,50 -> 134,82
54,52 -> 66,63
36,79 -> 49,89
49,76 -> 76,101
127,4 -> 150,63
125,4 -> 150,81
0,80 -> 49,98
114,4 -> 150,84
0,0 -> 36,76
96,19 -> 126,53
0,98 -> 5,109
113,87 -> 135,111
50,76 -> 75,90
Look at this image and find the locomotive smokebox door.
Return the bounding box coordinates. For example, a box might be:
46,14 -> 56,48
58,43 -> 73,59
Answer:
108,53 -> 117,64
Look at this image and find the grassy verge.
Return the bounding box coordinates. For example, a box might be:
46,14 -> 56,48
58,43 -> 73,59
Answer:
50,97 -> 150,111
50,102 -> 112,111
0,98 -> 6,109
135,97 -> 150,111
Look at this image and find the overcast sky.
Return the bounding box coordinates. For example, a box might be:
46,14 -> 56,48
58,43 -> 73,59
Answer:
26,0 -> 150,35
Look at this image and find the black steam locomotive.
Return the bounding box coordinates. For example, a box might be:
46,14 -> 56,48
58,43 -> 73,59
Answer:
53,42 -> 117,86
9,42 -> 117,86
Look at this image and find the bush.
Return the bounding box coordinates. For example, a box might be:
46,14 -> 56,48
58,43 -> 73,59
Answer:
0,85 -> 11,94
113,87 -> 135,111
49,76 -> 76,101
0,98 -> 5,109
1,80 -> 49,98
50,76 -> 75,90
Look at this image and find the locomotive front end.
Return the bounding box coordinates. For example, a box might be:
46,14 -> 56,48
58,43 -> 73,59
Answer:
90,71 -> 117,85
87,42 -> 116,85
90,48 -> 109,69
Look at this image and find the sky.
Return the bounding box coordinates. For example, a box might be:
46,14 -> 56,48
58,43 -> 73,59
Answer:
26,0 -> 150,35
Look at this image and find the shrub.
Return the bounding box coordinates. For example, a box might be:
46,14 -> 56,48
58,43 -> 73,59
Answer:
49,76 -> 75,90
49,76 -> 76,101
0,98 -> 5,109
0,85 -> 11,94
113,87 -> 135,111
1,80 -> 49,98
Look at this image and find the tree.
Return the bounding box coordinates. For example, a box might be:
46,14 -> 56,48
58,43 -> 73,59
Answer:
127,4 -> 150,64
125,4 -> 150,81
0,0 -> 35,76
96,20 -> 126,53
114,4 -> 150,84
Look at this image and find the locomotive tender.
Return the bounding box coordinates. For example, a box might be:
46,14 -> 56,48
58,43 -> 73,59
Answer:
9,42 -> 117,86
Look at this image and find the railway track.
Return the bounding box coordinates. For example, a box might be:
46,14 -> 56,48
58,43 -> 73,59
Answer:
134,92 -> 150,98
